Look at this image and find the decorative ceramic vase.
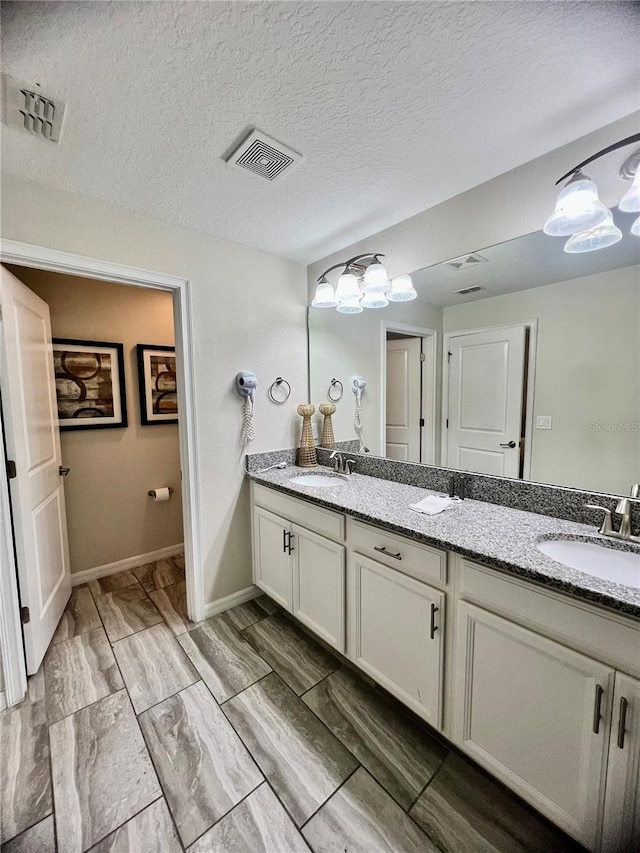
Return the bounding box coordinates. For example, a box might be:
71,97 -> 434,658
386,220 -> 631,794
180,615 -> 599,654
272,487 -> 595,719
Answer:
319,402 -> 337,449
296,403 -> 317,467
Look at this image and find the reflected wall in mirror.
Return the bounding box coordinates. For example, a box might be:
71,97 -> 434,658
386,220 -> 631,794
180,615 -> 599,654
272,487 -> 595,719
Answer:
308,210 -> 640,496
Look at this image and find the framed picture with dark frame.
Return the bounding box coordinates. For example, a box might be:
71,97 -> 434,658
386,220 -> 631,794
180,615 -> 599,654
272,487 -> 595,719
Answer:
52,338 -> 128,430
137,344 -> 178,425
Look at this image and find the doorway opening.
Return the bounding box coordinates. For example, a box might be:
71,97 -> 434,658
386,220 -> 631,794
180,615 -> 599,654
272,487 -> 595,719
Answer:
382,322 -> 437,465
0,241 -> 201,708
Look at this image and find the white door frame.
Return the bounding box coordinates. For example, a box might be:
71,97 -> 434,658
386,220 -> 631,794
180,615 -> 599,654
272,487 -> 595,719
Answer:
381,321 -> 437,465
0,239 -> 203,707
441,320 -> 538,481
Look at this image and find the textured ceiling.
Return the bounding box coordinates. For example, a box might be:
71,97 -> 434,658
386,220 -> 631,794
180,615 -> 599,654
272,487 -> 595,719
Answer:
1,1 -> 639,263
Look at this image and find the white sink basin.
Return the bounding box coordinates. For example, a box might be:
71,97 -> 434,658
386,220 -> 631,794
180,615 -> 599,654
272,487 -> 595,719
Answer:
537,538 -> 640,588
289,473 -> 346,487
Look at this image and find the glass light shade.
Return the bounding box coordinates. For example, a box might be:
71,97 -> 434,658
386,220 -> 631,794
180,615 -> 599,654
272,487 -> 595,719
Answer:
336,295 -> 363,314
311,280 -> 338,308
387,274 -> 417,302
619,169 -> 640,213
362,259 -> 389,292
563,210 -> 622,253
631,215 -> 640,236
544,175 -> 610,236
335,271 -> 360,303
360,287 -> 389,309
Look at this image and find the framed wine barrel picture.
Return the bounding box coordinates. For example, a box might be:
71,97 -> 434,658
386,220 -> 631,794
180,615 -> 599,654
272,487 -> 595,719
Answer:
136,344 -> 178,425
52,338 -> 127,430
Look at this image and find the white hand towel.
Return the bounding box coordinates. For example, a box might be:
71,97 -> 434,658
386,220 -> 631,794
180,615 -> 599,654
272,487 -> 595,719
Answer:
409,496 -> 457,516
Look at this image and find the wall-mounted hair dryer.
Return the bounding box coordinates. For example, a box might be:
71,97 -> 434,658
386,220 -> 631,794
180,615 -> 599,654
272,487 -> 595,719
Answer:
236,371 -> 258,444
236,371 -> 258,403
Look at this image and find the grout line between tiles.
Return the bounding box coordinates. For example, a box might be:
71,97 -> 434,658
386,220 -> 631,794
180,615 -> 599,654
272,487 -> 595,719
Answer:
298,763 -> 362,831
404,751 -> 447,815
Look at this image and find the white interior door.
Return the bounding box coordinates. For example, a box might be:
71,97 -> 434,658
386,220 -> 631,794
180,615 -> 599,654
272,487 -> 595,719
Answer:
0,265 -> 71,674
386,336 -> 422,462
446,325 -> 526,477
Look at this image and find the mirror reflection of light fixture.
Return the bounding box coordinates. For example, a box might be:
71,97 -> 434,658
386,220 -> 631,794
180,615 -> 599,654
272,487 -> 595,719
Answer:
544,133 -> 640,251
632,215 -> 640,237
564,210 -> 623,254
311,253 -> 416,312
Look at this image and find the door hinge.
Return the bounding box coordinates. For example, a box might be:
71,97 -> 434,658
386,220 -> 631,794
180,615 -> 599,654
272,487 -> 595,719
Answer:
419,418 -> 425,427
446,418 -> 449,428
6,459 -> 17,479
420,352 -> 426,363
20,606 -> 30,624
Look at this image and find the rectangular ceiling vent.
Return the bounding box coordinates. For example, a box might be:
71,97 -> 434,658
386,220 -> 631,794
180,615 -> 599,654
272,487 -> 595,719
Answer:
226,129 -> 302,182
2,74 -> 65,142
447,253 -> 488,271
454,285 -> 484,295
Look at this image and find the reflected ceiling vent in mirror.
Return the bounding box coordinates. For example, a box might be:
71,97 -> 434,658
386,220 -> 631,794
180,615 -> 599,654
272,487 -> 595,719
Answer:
454,285 -> 484,295
1,74 -> 65,142
226,129 -> 302,182
447,253 -> 488,271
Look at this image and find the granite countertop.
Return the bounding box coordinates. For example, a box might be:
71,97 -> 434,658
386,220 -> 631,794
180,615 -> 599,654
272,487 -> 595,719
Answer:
249,465 -> 640,619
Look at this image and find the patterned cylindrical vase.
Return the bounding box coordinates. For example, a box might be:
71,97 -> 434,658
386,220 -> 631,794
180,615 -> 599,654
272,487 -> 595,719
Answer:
296,404 -> 317,467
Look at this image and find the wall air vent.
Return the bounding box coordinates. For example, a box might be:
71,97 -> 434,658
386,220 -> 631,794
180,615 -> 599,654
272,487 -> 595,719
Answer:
226,129 -> 302,182
454,285 -> 484,295
2,74 -> 65,142
447,253 -> 488,271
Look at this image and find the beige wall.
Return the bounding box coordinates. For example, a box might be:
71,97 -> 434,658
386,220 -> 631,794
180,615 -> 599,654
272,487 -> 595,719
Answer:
443,267 -> 640,495
309,299 -> 443,455
1,174 -> 308,605
9,268 -> 183,574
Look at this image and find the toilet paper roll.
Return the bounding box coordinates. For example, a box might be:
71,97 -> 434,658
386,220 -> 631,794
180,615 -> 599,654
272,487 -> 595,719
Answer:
150,487 -> 171,502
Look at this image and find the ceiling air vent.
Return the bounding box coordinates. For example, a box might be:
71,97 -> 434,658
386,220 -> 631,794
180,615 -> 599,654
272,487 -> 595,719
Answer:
2,74 -> 65,142
226,129 -> 302,182
447,253 -> 488,271
454,285 -> 484,295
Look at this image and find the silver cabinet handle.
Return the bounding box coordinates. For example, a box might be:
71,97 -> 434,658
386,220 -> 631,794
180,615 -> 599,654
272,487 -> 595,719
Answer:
373,545 -> 402,561
59,465 -> 71,476
593,684 -> 604,734
430,603 -> 439,639
499,441 -> 516,448
617,697 -> 628,749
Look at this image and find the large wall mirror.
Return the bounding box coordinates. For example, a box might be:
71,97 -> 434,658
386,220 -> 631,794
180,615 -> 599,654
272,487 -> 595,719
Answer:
308,211 -> 640,497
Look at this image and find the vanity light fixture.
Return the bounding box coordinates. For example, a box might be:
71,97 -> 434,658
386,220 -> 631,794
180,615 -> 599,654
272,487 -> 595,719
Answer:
311,253 -> 417,312
543,133 -> 640,253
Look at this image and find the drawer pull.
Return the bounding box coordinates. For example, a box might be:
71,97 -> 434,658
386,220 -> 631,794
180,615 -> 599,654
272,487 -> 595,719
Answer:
282,528 -> 288,554
430,603 -> 438,639
593,684 -> 604,734
617,697 -> 628,749
373,545 -> 402,561
286,532 -> 295,555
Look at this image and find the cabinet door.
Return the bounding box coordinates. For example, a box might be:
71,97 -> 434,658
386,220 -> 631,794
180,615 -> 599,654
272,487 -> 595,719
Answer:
348,553 -> 445,729
453,602 -> 614,849
601,672 -> 640,852
252,506 -> 292,610
292,524 -> 345,652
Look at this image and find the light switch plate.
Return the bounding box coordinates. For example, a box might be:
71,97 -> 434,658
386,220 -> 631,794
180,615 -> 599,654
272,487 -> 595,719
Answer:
536,415 -> 552,430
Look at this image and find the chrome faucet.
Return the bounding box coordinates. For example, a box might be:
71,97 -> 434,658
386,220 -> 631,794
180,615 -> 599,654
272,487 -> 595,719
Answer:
330,451 -> 357,475
585,484 -> 640,544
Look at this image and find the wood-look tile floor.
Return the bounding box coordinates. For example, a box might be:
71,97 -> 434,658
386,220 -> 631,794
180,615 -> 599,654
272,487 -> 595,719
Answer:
0,558 -> 585,853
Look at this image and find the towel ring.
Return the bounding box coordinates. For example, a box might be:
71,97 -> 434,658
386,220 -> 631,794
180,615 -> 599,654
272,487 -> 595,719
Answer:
268,377 -> 291,404
327,378 -> 343,402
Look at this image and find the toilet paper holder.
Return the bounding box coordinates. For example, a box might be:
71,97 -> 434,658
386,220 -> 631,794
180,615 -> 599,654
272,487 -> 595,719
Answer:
148,487 -> 174,498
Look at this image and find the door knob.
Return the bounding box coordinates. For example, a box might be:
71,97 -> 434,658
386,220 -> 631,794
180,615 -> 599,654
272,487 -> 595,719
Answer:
499,441 -> 517,449
59,466 -> 71,477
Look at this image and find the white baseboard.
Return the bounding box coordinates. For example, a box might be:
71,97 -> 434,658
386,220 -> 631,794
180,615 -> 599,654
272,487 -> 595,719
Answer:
71,544 -> 184,586
0,691 -> 6,712
203,585 -> 260,619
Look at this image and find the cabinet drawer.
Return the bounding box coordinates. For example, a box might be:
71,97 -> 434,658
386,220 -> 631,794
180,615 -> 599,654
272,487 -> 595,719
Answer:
350,520 -> 446,586
252,483 -> 344,542
459,558 -> 640,679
